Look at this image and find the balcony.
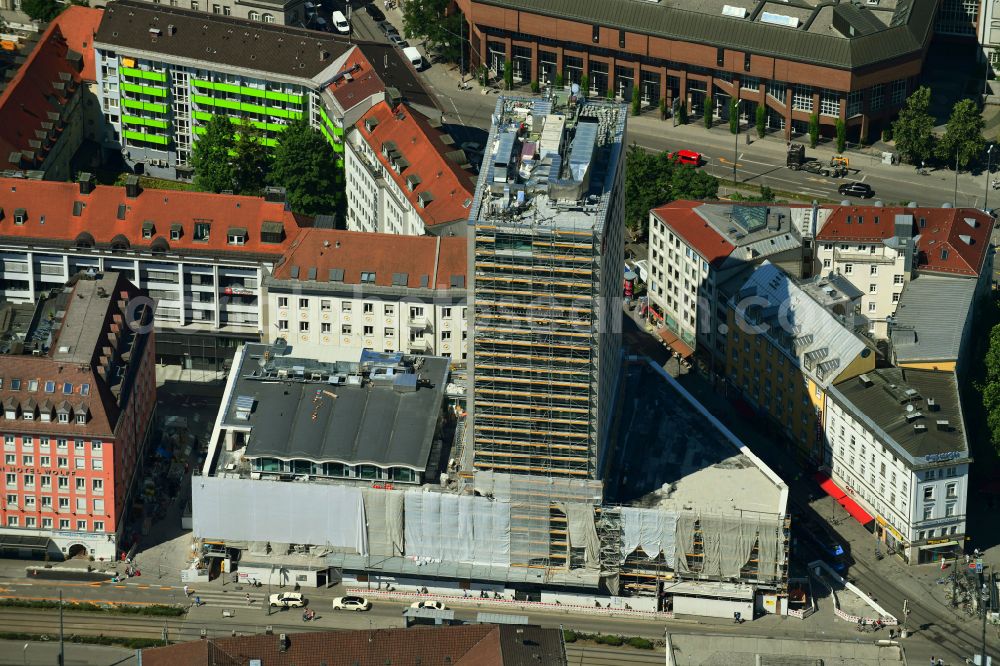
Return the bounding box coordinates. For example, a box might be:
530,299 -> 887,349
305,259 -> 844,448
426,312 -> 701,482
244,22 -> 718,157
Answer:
833,250 -> 898,265
408,337 -> 430,351
408,314 -> 429,329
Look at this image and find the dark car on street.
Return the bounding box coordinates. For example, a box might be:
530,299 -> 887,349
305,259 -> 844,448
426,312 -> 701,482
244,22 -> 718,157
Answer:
364,4 -> 386,21
838,182 -> 875,199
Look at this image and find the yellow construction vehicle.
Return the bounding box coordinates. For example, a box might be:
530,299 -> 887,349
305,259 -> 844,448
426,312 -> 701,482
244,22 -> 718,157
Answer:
830,155 -> 849,170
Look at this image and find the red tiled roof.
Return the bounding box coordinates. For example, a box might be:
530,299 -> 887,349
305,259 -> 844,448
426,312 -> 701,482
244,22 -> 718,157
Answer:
0,178 -> 306,256
49,6 -> 104,81
0,23 -> 82,171
138,625 -> 508,666
816,206 -> 994,277
0,273 -> 150,438
326,49 -> 384,111
272,227 -> 466,289
650,201 -> 735,267
356,100 -> 474,228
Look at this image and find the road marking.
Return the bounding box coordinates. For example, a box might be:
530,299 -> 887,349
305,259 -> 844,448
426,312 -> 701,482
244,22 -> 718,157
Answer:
717,157 -> 743,168
137,585 -> 150,589
449,99 -> 465,126
159,586 -> 173,591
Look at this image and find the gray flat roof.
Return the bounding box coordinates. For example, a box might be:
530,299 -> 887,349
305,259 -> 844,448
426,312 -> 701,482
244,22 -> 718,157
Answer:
611,360 -> 785,518
830,368 -> 968,461
476,0 -> 936,71
889,274 -> 975,364
224,344 -> 449,470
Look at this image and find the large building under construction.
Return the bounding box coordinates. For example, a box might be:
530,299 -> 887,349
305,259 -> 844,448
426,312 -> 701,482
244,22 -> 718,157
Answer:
467,95 -> 626,481
191,93 -> 790,617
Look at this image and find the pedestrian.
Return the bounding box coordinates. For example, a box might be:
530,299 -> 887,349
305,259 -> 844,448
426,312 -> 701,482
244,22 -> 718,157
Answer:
183,585 -> 190,597
195,596 -> 201,607
245,593 -> 251,605
937,660 -> 943,666
931,657 -> 936,666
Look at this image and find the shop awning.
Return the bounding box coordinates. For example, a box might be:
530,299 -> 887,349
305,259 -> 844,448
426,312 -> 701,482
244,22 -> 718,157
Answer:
836,495 -> 874,526
657,328 -> 694,358
918,540 -> 959,550
0,534 -> 50,551
813,472 -> 847,500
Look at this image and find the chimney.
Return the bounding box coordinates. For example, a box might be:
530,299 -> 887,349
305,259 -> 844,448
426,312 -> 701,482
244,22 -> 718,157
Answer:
124,174 -> 141,199
78,172 -> 95,195
264,186 -> 286,203
167,24 -> 176,36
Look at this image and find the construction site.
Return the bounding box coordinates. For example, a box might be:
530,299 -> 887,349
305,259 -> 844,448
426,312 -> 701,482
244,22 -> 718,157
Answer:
189,93 -> 791,618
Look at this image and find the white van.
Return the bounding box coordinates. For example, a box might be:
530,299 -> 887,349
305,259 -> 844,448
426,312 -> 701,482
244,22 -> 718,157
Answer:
331,10 -> 350,33
402,46 -> 422,69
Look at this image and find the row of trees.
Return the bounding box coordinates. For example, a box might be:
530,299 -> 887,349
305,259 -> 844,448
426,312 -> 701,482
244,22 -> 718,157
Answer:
981,317 -> 1000,453
190,116 -> 341,216
401,0 -> 464,63
892,86 -> 986,169
624,144 -> 719,238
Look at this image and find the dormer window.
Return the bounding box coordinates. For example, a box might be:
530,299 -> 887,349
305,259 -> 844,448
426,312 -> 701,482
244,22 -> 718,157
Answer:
76,413 -> 86,425
23,411 -> 33,421
142,221 -> 155,239
58,412 -> 69,423
227,227 -> 248,246
170,223 -> 182,241
13,208 -> 26,225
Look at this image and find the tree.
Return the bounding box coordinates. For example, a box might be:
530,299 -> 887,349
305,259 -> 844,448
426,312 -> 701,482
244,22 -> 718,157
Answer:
980,320 -> 1000,452
503,59 -> 513,90
678,102 -> 688,125
891,86 -> 936,165
270,119 -> 341,216
554,71 -> 564,89
659,97 -> 668,121
808,112 -> 820,149
191,115 -> 237,193
937,98 -> 986,170
624,144 -> 719,237
401,0 -> 464,63
579,74 -> 589,96
729,98 -> 739,134
755,105 -> 766,138
233,124 -> 272,196
835,118 -> 847,154
631,87 -> 641,116
703,96 -> 712,129
530,80 -> 540,94
22,0 -> 60,21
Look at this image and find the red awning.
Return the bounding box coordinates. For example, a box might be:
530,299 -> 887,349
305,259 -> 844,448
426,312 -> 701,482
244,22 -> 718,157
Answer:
657,328 -> 694,358
837,495 -> 875,525
813,472 -> 846,500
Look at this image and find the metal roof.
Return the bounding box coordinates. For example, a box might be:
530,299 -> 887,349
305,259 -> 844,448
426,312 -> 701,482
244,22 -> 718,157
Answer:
889,274 -> 976,364
476,0 -> 937,71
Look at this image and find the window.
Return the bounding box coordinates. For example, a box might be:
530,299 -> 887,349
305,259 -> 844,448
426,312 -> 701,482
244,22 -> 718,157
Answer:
363,303 -> 374,314
846,90 -> 862,117
360,271 -> 375,284
923,505 -> 933,520
892,292 -> 900,303
792,85 -> 813,112
22,474 -> 33,487
42,518 -> 52,528
870,265 -> 878,276
59,519 -> 69,529
277,319 -> 288,331
893,275 -> 904,285
223,4 -> 231,14
262,12 -> 274,22
249,9 -> 259,19
76,478 -> 85,490
870,84 -> 884,112
6,516 -> 16,527
41,495 -> 51,506
924,486 -> 934,500
94,521 -> 104,531
823,259 -> 832,268
75,458 -> 85,469
844,264 -> 853,274
76,519 -> 87,531
5,493 -> 14,506
945,503 -> 956,517
58,497 -> 69,508
91,441 -> 101,452
21,455 -> 32,466
299,321 -> 309,333
3,454 -> 12,464
58,477 -> 68,489
946,482 -> 957,498
170,226 -> 182,241
342,324 -> 352,335
385,305 -> 395,317
363,325 -> 374,335
890,79 -> 907,106
869,284 -> 877,294
93,499 -> 104,513
193,221 -> 211,242
442,331 -> 451,341
342,301 -> 352,312
321,300 -> 331,311
92,458 -> 103,471
298,298 -> 309,309
716,47 -> 725,66
819,89 -> 840,117
212,3 -> 220,12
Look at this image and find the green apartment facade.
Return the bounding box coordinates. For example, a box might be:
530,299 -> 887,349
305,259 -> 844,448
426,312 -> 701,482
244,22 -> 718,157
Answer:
93,2 -> 430,181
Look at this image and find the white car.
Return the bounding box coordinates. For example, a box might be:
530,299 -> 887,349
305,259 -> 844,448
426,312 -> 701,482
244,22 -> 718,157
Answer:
332,595 -> 372,611
269,592 -> 305,608
331,10 -> 350,33
410,599 -> 448,611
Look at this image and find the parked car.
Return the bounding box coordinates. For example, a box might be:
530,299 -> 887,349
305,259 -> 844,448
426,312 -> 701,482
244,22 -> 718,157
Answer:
378,20 -> 395,35
410,599 -> 448,611
364,4 -> 386,21
331,10 -> 350,33
332,595 -> 372,611
838,182 -> 874,198
668,149 -> 702,166
388,32 -> 408,48
269,592 -> 305,608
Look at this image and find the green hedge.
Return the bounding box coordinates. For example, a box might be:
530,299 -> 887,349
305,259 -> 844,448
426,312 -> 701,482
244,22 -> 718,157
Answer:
0,631 -> 164,649
0,598 -> 184,617
627,637 -> 654,650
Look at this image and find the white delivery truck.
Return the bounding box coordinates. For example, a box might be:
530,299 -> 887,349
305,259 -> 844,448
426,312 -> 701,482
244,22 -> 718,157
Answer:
331,10 -> 350,33
403,46 -> 422,68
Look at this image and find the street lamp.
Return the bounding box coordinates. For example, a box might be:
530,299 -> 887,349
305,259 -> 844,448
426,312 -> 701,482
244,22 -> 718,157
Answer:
22,643 -> 28,666
733,98 -> 742,185
981,567 -> 990,666
955,149 -> 961,208
986,145 -> 995,211
265,564 -> 275,617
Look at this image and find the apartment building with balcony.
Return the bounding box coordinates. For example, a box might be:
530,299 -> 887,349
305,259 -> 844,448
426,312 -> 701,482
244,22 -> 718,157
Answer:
455,0 -> 937,141
344,101 -> 475,237
93,1 -> 436,181
725,261 -> 875,465
645,201 -> 817,365
814,206 -> 994,338
123,0 -> 309,26
0,8 -> 104,181
468,95 -> 626,480
0,176 -> 303,369
262,229 -> 468,363
0,272 -> 155,561
825,368 -> 970,564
